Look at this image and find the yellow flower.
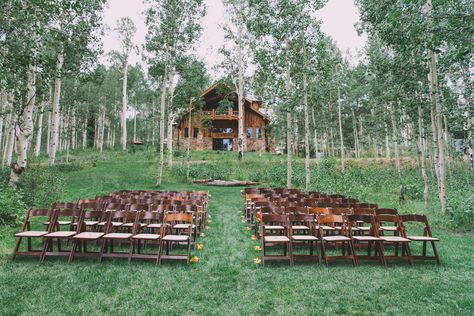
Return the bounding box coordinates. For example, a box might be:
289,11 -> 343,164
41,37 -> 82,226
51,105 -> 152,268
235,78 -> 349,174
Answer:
196,243 -> 204,250
244,226 -> 251,231
253,257 -> 261,264
254,245 -> 261,251
190,256 -> 199,263
205,226 -> 210,230
207,220 -> 212,224
251,235 -> 257,240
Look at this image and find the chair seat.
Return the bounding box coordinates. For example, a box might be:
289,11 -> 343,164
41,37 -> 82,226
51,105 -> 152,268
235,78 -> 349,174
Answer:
173,224 -> 196,229
357,226 -> 371,231
15,231 -> 47,237
162,235 -> 189,241
380,226 -> 397,231
45,231 -> 76,238
292,225 -> 309,230
44,221 -> 72,225
264,225 -> 284,230
72,232 -> 104,240
380,236 -> 410,242
103,233 -> 132,239
122,223 -> 147,227
407,236 -> 439,241
72,221 -> 99,226
319,225 -> 335,231
147,223 -> 162,229
352,236 -> 381,241
98,221 -> 123,227
292,235 -> 318,241
323,235 -> 351,242
132,233 -> 160,240
264,236 -> 290,242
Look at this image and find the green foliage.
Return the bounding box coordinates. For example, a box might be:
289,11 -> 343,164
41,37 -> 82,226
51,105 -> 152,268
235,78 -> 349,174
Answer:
0,185 -> 26,226
18,167 -> 64,209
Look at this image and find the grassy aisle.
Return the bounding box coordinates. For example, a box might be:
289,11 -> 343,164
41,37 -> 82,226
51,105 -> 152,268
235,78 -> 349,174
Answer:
0,157 -> 473,314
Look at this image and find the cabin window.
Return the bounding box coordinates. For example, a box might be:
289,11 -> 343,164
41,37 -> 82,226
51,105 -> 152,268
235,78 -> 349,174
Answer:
194,128 -> 199,138
184,128 -> 189,138
256,128 -> 261,139
247,128 -> 253,139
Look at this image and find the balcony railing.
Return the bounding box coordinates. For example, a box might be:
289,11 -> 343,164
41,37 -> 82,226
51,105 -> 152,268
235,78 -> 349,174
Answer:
204,109 -> 238,120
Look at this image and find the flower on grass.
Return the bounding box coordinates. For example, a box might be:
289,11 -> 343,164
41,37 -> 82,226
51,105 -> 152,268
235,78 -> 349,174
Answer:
207,219 -> 212,224
251,235 -> 257,241
200,232 -> 206,238
205,226 -> 210,230
253,257 -> 261,264
254,245 -> 261,251
241,220 -> 246,223
208,214 -> 212,219
190,256 -> 199,263
196,243 -> 204,250
244,226 -> 251,231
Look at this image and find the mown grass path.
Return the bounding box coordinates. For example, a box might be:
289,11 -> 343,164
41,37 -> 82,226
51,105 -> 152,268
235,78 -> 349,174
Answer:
0,158 -> 473,315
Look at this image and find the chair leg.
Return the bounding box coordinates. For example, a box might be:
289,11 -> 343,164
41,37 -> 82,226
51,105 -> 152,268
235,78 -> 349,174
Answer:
68,240 -> 78,263
349,241 -> 357,267
431,241 -> 440,265
12,237 -> 23,261
98,239 -> 107,263
40,237 -> 52,263
321,241 -> 328,266
156,240 -> 163,266
128,240 -> 135,263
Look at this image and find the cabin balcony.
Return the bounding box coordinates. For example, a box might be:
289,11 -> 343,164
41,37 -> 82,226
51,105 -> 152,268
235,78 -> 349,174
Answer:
204,109 -> 239,120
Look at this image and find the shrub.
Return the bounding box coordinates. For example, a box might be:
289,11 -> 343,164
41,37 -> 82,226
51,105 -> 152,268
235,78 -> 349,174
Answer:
18,167 -> 64,209
0,185 -> 27,226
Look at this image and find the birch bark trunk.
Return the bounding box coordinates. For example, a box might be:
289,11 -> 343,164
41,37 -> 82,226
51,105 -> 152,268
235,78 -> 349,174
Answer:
121,60 -> 128,151
48,41 -> 64,166
156,66 -> 168,187
34,99 -> 44,157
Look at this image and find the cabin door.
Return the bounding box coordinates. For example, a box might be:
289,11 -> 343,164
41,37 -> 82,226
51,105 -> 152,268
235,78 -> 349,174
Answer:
212,138 -> 233,151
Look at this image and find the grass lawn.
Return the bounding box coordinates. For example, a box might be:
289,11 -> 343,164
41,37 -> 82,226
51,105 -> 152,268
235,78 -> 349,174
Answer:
1,152 -> 473,315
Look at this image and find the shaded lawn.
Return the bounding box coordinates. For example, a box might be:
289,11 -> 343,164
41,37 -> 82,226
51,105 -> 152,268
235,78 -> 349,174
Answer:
0,156 -> 473,315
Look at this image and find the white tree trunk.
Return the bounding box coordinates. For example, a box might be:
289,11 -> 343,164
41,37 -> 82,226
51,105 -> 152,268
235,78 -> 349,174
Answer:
186,102 -> 192,179
285,36 -> 292,188
48,43 -> 64,166
417,102 -> 430,207
156,66 -> 168,187
82,120 -> 87,149
121,61 -> 128,151
10,24 -> 38,185
34,100 -> 44,157
237,8 -> 245,161
167,112 -> 174,168
0,91 -> 6,154
337,86 -> 345,171
390,103 -> 401,174
303,71 -> 311,192
427,0 -> 447,213
311,108 -> 318,158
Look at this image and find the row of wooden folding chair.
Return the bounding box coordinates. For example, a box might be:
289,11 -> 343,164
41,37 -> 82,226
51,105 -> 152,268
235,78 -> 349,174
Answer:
13,208 -> 196,265
259,212 -> 439,267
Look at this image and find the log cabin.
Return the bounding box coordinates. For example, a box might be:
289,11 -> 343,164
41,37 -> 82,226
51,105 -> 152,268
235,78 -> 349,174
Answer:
173,82 -> 271,152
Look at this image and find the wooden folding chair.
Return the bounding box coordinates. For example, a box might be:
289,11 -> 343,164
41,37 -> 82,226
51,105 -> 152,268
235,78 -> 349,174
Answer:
289,213 -> 319,263
98,210 -> 135,262
261,214 -> 293,266
43,202 -> 77,229
68,210 -> 105,262
128,211 -> 161,262
40,208 -> 82,262
318,214 -> 356,266
401,214 -> 440,265
347,214 -> 385,266
374,215 -> 413,266
12,209 -> 55,260
158,212 -> 193,265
